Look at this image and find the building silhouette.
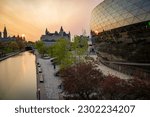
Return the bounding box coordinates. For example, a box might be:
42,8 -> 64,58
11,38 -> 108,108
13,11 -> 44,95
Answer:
0,26 -> 23,42
41,26 -> 71,46
3,26 -> 7,38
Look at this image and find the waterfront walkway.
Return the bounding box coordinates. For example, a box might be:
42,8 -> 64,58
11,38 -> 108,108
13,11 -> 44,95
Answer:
38,58 -> 62,99
90,54 -> 132,79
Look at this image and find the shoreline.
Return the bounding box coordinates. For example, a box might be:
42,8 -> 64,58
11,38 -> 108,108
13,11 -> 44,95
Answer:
0,50 -> 24,62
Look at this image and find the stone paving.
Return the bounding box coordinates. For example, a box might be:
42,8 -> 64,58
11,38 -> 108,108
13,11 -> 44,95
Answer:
89,55 -> 131,79
96,62 -> 131,79
38,58 -> 62,99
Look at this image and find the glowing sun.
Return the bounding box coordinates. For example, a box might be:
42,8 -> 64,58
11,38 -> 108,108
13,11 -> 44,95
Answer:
21,34 -> 26,37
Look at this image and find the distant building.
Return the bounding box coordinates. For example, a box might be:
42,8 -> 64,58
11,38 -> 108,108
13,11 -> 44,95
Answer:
0,26 -> 20,42
41,26 -> 71,46
3,26 -> 7,38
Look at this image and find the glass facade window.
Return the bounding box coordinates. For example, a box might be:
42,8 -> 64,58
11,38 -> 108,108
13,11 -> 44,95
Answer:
90,0 -> 150,34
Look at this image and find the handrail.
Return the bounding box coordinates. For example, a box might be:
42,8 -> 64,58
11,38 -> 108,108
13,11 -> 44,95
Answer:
103,61 -> 150,66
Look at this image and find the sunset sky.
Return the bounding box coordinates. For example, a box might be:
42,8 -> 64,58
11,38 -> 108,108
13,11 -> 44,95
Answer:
0,0 -> 103,41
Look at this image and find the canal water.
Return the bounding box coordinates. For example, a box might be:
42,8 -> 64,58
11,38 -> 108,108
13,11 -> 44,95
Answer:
0,51 -> 36,100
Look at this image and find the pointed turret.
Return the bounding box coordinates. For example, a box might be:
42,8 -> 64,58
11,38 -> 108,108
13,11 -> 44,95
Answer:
54,31 -> 58,35
68,31 -> 71,38
45,28 -> 49,35
59,26 -> 64,36
3,26 -> 7,38
60,26 -> 63,32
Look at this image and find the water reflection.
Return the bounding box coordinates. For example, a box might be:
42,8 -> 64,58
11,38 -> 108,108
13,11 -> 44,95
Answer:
0,51 -> 36,100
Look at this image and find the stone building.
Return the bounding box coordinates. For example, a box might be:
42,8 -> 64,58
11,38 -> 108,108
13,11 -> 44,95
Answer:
41,26 -> 71,46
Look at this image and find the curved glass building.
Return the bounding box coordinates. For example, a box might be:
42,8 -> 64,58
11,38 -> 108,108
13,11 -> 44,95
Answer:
90,0 -> 150,42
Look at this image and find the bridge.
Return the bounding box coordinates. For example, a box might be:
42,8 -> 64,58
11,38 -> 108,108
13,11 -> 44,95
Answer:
25,46 -> 34,51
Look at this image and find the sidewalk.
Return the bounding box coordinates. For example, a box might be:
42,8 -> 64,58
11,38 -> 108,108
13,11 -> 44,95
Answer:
89,55 -> 132,79
38,58 -> 62,99
35,51 -> 62,100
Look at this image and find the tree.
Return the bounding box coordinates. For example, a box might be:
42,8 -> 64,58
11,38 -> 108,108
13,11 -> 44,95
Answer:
35,41 -> 48,56
9,41 -> 19,51
60,62 -> 104,99
47,45 -> 55,57
53,39 -> 69,63
16,37 -> 26,50
72,36 -> 88,63
47,36 -> 88,69
61,62 -> 150,100
49,38 -> 75,69
100,75 -> 128,99
124,78 -> 150,99
100,75 -> 150,100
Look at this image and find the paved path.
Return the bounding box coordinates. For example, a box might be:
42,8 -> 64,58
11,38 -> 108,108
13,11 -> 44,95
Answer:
103,61 -> 150,66
38,58 -> 62,99
96,62 -> 131,79
89,55 -> 132,79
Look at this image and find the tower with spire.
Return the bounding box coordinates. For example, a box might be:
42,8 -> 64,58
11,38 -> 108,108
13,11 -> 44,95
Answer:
45,28 -> 49,35
68,31 -> 71,38
59,26 -> 64,37
3,26 -> 7,38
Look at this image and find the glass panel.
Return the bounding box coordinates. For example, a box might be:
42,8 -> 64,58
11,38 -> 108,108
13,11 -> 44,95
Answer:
132,17 -> 140,24
137,9 -> 146,15
142,5 -> 150,12
125,17 -> 134,24
142,1 -> 150,7
136,14 -> 147,21
130,9 -> 139,16
118,20 -> 124,26
127,13 -> 134,18
145,13 -> 150,21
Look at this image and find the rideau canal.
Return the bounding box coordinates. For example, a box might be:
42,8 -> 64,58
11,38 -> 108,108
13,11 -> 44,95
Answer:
0,51 -> 36,99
